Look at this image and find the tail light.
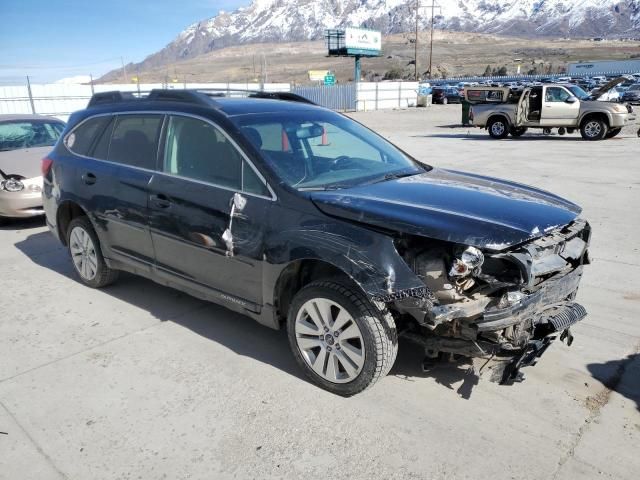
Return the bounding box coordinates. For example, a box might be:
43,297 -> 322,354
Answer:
41,157 -> 53,177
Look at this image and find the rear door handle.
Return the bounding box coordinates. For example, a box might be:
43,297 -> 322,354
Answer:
150,193 -> 171,209
82,172 -> 96,185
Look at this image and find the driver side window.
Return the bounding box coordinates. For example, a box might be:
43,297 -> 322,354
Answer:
545,87 -> 571,103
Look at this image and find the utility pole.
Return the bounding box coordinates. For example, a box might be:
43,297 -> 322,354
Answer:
414,0 -> 420,81
120,56 -> 127,83
427,0 -> 441,79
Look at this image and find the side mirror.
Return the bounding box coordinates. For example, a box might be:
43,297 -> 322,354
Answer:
565,96 -> 578,104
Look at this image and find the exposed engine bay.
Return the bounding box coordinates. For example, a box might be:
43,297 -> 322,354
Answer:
390,218 -> 591,383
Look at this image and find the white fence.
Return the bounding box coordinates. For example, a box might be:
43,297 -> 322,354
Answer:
355,82 -> 420,111
0,82 -> 291,121
0,81 -> 421,119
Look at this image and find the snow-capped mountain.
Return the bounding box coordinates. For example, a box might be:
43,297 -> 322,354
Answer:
106,0 -> 640,75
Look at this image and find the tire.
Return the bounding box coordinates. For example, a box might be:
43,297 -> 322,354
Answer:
67,216 -> 118,288
510,126 -> 528,137
488,117 -> 509,139
605,127 -> 622,139
287,281 -> 398,396
442,97 -> 448,105
580,117 -> 608,141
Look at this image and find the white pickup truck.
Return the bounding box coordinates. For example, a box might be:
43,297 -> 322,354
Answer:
467,79 -> 635,140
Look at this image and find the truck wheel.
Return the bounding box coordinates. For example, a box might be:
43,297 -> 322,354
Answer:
488,117 -> 509,139
287,281 -> 397,396
67,216 -> 119,288
580,117 -> 608,140
605,127 -> 622,139
510,127 -> 527,138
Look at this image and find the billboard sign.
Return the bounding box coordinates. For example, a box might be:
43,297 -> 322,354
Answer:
344,27 -> 381,54
309,70 -> 330,81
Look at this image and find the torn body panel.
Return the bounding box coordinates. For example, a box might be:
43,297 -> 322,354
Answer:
390,218 -> 591,382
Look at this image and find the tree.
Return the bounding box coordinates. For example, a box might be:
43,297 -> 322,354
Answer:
383,68 -> 404,80
483,65 -> 492,77
496,66 -> 508,76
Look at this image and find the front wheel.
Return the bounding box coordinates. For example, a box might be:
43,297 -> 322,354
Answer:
605,127 -> 622,139
488,117 -> 509,139
580,117 -> 608,140
287,281 -> 397,396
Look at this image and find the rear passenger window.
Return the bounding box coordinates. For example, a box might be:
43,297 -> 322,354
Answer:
163,115 -> 269,196
66,116 -> 111,155
108,115 -> 163,169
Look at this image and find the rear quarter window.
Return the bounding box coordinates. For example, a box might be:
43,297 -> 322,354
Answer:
66,116 -> 111,156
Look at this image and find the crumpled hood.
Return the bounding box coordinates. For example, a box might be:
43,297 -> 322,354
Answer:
310,168 -> 581,251
0,146 -> 50,179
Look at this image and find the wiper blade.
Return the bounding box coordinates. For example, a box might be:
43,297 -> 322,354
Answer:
364,170 -> 421,185
299,184 -> 350,191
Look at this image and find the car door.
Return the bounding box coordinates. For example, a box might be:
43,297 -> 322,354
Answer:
516,89 -> 530,126
69,113 -> 162,269
541,86 -> 580,126
148,113 -> 273,309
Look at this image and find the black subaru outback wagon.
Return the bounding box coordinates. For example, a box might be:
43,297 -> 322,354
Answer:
43,89 -> 590,395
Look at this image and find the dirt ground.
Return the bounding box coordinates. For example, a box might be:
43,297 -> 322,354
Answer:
1,105 -> 639,480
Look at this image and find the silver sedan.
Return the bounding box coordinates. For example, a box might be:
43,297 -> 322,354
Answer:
0,114 -> 65,221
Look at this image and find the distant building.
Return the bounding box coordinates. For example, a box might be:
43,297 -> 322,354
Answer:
568,59 -> 640,75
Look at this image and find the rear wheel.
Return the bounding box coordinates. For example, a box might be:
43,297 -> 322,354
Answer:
67,216 -> 118,288
488,117 -> 509,139
580,117 -> 608,140
605,127 -> 622,139
287,281 -> 397,396
510,126 -> 528,137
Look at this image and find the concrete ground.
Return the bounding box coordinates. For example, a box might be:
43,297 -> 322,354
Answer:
1,105 -> 639,480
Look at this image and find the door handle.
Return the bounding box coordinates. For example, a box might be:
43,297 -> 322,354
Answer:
150,193 -> 171,208
82,172 -> 96,185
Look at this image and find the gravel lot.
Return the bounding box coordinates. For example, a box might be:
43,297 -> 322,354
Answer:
1,105 -> 639,480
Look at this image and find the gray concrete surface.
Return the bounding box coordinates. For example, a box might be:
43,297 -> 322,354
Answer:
1,105 -> 638,480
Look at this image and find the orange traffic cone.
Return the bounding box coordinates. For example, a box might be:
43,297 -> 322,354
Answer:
319,127 -> 330,146
281,129 -> 290,151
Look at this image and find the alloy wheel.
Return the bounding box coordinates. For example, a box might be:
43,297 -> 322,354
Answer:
69,226 -> 98,281
584,121 -> 602,138
294,298 -> 365,383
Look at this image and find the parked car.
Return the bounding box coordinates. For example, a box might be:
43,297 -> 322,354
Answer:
621,83 -> 640,104
468,79 -> 634,140
0,114 -> 65,221
432,86 -> 462,104
44,89 -> 591,394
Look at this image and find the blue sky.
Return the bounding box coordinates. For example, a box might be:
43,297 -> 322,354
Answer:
0,0 -> 249,84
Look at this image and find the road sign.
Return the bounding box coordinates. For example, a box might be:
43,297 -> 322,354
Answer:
309,70 -> 330,81
324,74 -> 336,85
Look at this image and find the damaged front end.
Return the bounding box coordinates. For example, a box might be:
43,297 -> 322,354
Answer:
390,218 -> 591,384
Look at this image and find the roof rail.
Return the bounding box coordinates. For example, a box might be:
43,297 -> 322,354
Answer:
87,88 -> 314,108
146,89 -> 214,106
197,88 -> 316,105
87,91 -> 137,107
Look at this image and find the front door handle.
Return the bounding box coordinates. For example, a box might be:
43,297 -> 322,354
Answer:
82,172 -> 96,185
150,193 -> 171,209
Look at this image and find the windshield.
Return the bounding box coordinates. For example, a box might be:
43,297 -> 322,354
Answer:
566,85 -> 589,99
0,120 -> 65,152
629,85 -> 640,91
231,109 -> 427,190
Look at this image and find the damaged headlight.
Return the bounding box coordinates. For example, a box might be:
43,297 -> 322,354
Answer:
1,178 -> 24,192
449,246 -> 484,277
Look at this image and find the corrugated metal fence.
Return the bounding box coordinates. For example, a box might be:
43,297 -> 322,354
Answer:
293,84 -> 356,111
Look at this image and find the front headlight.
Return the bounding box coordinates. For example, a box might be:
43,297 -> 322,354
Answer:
449,246 -> 484,277
1,178 -> 24,192
613,104 -> 627,113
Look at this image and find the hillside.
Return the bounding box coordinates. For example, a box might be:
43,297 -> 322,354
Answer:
98,31 -> 640,84
98,0 -> 640,82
